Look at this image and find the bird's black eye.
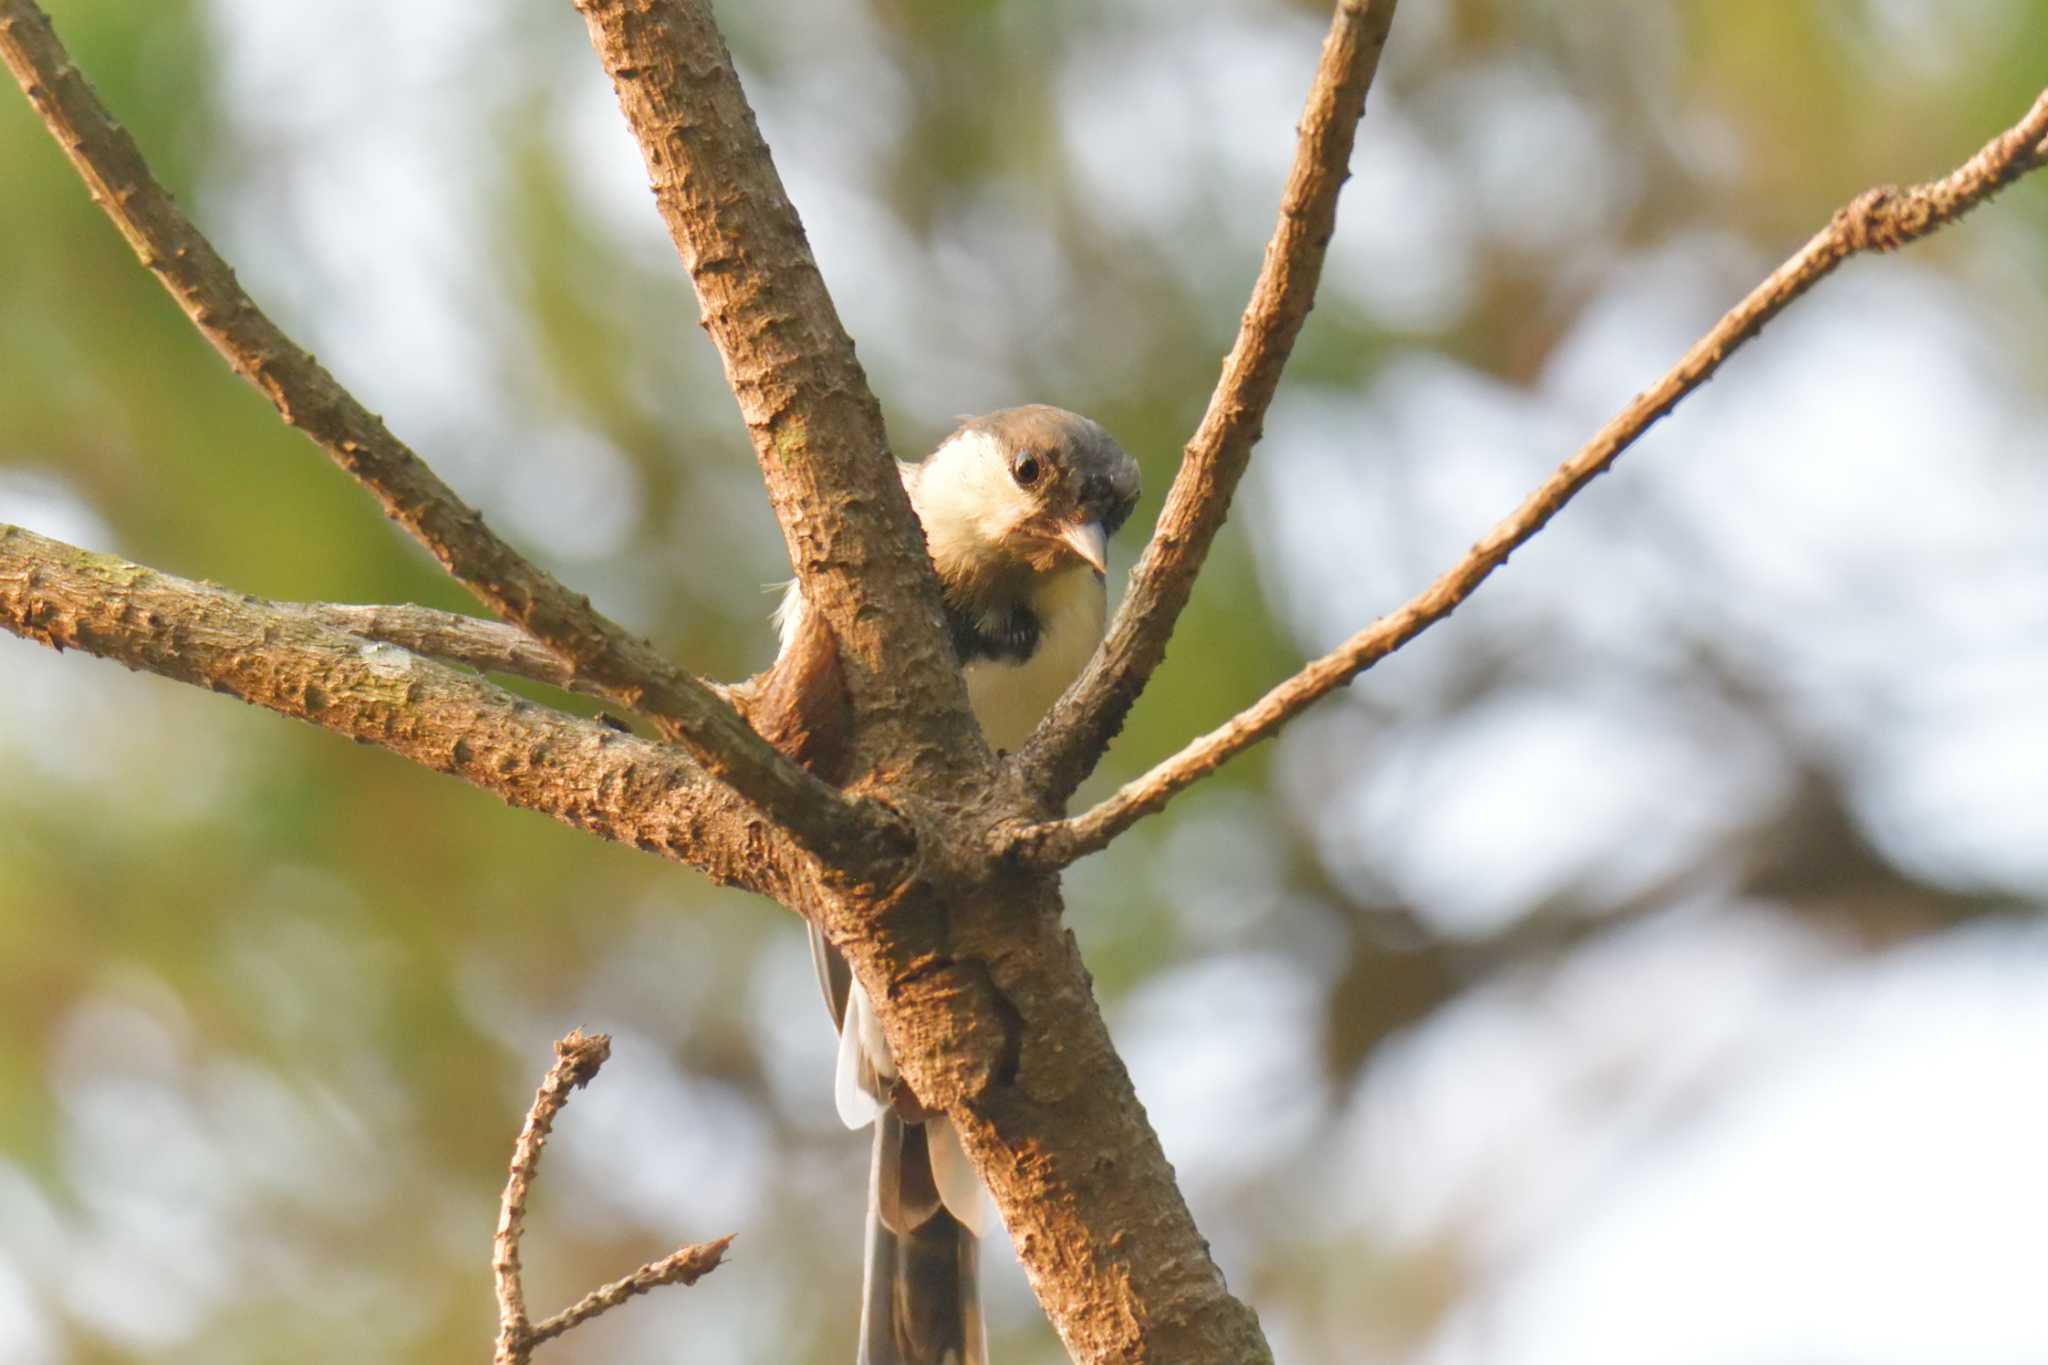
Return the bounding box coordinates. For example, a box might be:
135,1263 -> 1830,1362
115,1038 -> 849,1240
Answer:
1011,452 -> 1042,487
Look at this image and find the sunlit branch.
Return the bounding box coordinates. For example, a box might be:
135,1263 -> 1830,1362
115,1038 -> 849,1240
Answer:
1013,0 -> 1401,809
302,604 -> 596,695
572,0 -> 987,787
0,0 -> 882,869
526,1238 -> 734,1349
1012,86 -> 2048,867
0,524 -> 813,898
571,7 -> 1284,1359
492,1031 -> 734,1365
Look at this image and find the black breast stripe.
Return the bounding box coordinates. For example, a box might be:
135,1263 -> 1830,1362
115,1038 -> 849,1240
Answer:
946,600 -> 1040,665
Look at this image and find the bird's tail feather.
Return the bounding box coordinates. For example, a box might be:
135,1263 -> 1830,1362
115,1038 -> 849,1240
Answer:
859,1109 -> 986,1365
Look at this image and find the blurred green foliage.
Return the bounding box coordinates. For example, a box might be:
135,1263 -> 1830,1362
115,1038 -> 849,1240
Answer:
3,2 -> 2045,1362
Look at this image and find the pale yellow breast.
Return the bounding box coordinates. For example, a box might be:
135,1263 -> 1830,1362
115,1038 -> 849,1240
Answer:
963,565 -> 1106,753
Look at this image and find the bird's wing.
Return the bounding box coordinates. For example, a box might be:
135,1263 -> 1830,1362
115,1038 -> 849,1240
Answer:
834,974 -> 891,1129
810,917 -> 852,1027
924,1114 -> 990,1235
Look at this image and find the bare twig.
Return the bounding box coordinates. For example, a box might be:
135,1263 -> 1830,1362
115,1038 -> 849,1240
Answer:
0,525 -> 809,900
527,1236 -> 735,1347
0,0 -> 884,870
572,0 -> 986,788
1013,87 -> 2048,866
1012,0 -> 1400,809
298,604 -> 594,695
495,1031 -> 613,1365
493,1033 -> 732,1365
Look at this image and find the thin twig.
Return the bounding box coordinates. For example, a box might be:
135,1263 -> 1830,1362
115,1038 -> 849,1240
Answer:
298,604 -> 593,694
527,1235 -> 735,1347
492,1033 -> 733,1364
1012,0 -> 1401,809
495,1030 -> 613,1365
0,0 -> 885,870
1012,87 -> 2048,866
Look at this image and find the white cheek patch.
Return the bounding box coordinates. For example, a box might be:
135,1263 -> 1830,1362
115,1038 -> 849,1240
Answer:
916,429 -> 1037,568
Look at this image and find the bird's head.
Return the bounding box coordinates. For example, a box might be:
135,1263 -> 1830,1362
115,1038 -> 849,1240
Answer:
911,405 -> 1140,596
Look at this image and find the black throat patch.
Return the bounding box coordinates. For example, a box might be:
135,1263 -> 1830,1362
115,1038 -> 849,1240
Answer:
946,597 -> 1041,665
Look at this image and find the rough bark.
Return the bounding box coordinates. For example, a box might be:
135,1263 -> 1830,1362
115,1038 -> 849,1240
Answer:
808,832 -> 1276,1364
8,0 -> 2046,1361
0,524 -> 809,900
568,7 -> 1282,1356
0,0 -> 878,870
572,0 -> 987,791
296,604 -> 603,695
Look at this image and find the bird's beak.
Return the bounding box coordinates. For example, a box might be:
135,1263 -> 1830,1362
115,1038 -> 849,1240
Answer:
1058,519 -> 1109,575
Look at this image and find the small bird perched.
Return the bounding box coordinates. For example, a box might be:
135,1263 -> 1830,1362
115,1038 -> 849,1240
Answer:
770,406 -> 1139,1365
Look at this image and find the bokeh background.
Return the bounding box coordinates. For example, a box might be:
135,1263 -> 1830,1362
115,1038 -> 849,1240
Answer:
5,1 -> 2048,1361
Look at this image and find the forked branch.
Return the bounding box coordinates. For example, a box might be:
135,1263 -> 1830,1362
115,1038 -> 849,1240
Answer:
1013,0 -> 1401,808
573,0 -> 986,787
0,524 -> 811,899
299,604 -> 598,696
0,0 -> 881,869
1014,86 -> 2048,866
524,1240 -> 734,1351
493,1031 -> 732,1365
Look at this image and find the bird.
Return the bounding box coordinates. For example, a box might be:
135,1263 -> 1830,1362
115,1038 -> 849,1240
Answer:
764,405 -> 1140,1365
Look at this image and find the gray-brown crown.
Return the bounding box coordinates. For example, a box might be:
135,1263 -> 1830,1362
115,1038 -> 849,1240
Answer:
956,405 -> 1141,535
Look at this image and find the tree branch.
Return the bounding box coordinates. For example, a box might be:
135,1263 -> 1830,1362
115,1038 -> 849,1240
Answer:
566,7 -> 1342,1357
1013,86 -> 2048,866
526,1237 -> 734,1349
809,870 -> 1277,1365
0,0 -> 883,870
493,1031 -> 733,1365
0,524 -> 813,898
494,1031 -> 611,1365
571,0 -> 986,788
298,604 -> 597,695
1011,0 -> 1400,809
